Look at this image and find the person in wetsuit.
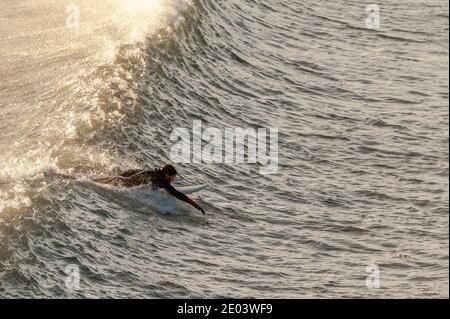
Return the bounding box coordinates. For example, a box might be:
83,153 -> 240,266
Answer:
94,164 -> 205,214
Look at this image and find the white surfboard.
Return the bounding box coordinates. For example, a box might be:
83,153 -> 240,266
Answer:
118,183 -> 208,214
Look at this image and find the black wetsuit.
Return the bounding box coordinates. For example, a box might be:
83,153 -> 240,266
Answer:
120,169 -> 193,204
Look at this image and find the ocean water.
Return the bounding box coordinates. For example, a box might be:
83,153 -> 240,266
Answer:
0,0 -> 448,298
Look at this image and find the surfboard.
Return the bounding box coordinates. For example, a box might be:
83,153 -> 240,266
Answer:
117,183 -> 208,214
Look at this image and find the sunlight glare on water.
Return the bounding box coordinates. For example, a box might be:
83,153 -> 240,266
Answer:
0,0 -> 448,299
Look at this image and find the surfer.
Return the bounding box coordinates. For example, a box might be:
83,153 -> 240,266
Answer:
93,164 -> 206,214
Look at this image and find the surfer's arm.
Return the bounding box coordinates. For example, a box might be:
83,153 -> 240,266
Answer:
165,185 -> 205,214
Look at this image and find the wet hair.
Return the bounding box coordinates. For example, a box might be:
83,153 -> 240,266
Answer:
161,164 -> 177,176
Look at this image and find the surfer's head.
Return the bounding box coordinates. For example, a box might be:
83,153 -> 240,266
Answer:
161,164 -> 177,183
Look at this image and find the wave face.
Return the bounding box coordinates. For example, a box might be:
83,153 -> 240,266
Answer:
0,0 -> 448,298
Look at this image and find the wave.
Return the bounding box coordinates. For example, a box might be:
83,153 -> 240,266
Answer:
0,0 -> 448,298
0,0 -> 202,214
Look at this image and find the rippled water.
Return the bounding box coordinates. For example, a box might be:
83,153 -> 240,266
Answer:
0,0 -> 448,298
